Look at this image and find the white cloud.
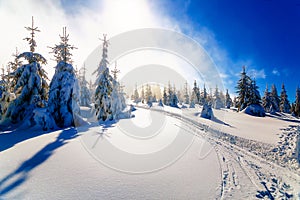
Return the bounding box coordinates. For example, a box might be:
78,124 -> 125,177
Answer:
0,0 -> 234,94
248,69 -> 266,79
0,0 -> 175,79
272,68 -> 280,76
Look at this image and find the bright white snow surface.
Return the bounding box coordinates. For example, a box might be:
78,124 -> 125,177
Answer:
0,108 -> 220,200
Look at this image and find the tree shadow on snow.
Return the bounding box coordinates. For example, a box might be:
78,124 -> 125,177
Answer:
89,120 -> 116,148
194,112 -> 234,128
0,128 -> 56,153
265,113 -> 300,123
211,116 -> 235,128
0,128 -> 78,197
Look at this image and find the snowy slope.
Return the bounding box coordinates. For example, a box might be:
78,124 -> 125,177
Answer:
148,103 -> 300,145
1,105 -> 299,199
0,108 -> 220,200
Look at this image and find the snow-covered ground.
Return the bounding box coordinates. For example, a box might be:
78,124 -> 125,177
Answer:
0,108 -> 220,200
0,105 -> 299,199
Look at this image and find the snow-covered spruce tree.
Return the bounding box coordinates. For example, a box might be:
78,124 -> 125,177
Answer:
93,35 -> 113,121
177,89 -> 183,104
294,87 -> 300,117
236,66 -> 251,111
169,85 -> 179,107
225,89 -> 232,109
200,84 -> 208,105
0,65 -> 17,118
163,86 -> 168,105
140,86 -> 145,103
262,84 -> 272,112
6,48 -> 22,92
110,63 -> 126,119
279,83 -> 291,113
213,86 -> 223,109
133,84 -> 140,104
270,84 -> 280,112
183,81 -> 189,104
220,91 -> 225,107
48,27 -> 80,128
167,81 -> 173,106
145,84 -> 153,106
4,17 -> 49,123
192,80 -> 200,104
79,64 -> 91,107
244,79 -> 265,117
0,68 -> 7,116
248,79 -> 261,105
94,35 -> 126,121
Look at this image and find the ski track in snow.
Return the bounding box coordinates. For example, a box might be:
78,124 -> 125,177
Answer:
136,105 -> 299,199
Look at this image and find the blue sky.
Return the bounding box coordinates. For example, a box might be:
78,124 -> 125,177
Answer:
161,0 -> 300,101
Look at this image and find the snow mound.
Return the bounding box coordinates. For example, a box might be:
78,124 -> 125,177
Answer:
158,99 -> 164,107
200,103 -> 213,119
243,104 -> 266,117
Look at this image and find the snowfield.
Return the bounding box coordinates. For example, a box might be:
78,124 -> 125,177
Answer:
0,105 -> 299,199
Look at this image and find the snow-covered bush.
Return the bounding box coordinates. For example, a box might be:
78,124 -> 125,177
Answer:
243,104 -> 266,117
200,103 -> 213,119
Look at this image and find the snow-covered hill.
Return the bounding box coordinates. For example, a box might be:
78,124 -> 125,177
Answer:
0,105 -> 299,199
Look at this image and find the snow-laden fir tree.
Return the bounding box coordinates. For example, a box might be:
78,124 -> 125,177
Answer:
110,63 -> 126,119
79,64 -> 91,107
270,84 -> 280,112
167,81 -> 173,105
145,83 -> 153,106
4,17 -> 49,123
0,65 -> 16,117
6,48 -> 22,92
163,87 -> 168,105
244,79 -> 265,117
262,84 -> 271,112
0,68 -> 7,116
169,84 -> 179,107
191,80 -> 200,104
177,89 -> 183,104
220,90 -> 225,108
236,66 -> 252,111
133,84 -> 140,104
93,35 -> 126,121
200,84 -> 208,105
93,35 -> 113,121
183,81 -> 190,104
213,86 -> 223,109
293,87 -> 300,117
248,79 -> 261,105
279,83 -> 291,113
48,27 -> 80,128
140,86 -> 145,103
225,89 -> 232,109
